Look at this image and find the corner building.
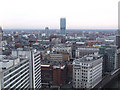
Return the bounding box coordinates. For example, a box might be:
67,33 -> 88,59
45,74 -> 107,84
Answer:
73,53 -> 103,88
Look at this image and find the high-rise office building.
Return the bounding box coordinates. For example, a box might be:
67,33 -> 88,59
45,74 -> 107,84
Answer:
99,45 -> 118,73
0,55 -> 30,89
60,18 -> 66,35
116,29 -> 120,48
116,35 -> 120,48
12,48 -> 41,88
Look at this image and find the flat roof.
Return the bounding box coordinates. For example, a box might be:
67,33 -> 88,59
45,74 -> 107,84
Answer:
41,65 -> 50,67
73,53 -> 102,64
0,55 -> 28,72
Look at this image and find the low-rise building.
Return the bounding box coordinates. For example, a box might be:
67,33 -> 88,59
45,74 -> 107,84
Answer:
52,44 -> 72,58
50,52 -> 70,61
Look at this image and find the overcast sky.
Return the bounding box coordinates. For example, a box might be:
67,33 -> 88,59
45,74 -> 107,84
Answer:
0,0 -> 119,29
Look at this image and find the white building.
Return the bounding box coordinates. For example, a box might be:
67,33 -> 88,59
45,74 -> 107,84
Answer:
52,44 -> 72,58
12,48 -> 41,88
0,55 -> 30,89
76,48 -> 99,58
73,53 -> 103,88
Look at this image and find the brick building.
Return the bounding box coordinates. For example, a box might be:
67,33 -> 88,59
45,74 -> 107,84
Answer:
41,64 -> 73,88
53,65 -> 67,86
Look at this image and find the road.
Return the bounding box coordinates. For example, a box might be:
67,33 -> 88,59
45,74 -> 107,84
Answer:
94,70 -> 120,89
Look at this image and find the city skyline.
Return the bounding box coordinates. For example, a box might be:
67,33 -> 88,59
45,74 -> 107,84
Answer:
0,0 -> 119,29
0,20 -> 120,89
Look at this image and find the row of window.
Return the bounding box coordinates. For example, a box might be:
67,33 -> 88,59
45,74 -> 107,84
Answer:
14,76 -> 29,88
4,60 -> 28,76
4,62 -> 29,82
74,78 -> 88,82
4,67 -> 29,87
5,70 -> 29,88
74,82 -> 88,88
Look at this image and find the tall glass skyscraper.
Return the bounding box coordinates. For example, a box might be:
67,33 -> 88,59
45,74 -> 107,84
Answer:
60,18 -> 66,35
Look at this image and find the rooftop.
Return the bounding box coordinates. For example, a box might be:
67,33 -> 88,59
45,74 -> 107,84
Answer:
0,55 -> 28,72
77,48 -> 99,50
73,53 -> 102,64
41,65 -> 50,67
53,44 -> 71,48
53,65 -> 65,69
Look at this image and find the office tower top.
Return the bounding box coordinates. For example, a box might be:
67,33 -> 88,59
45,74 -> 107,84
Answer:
60,18 -> 66,35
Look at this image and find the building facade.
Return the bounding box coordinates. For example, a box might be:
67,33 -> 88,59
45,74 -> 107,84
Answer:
0,55 -> 30,89
50,53 -> 70,61
52,44 -> 72,58
12,48 -> 41,88
53,65 -> 67,87
73,53 -> 103,88
60,18 -> 66,35
99,45 -> 118,73
41,65 -> 53,87
76,48 -> 99,58
45,27 -> 49,37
